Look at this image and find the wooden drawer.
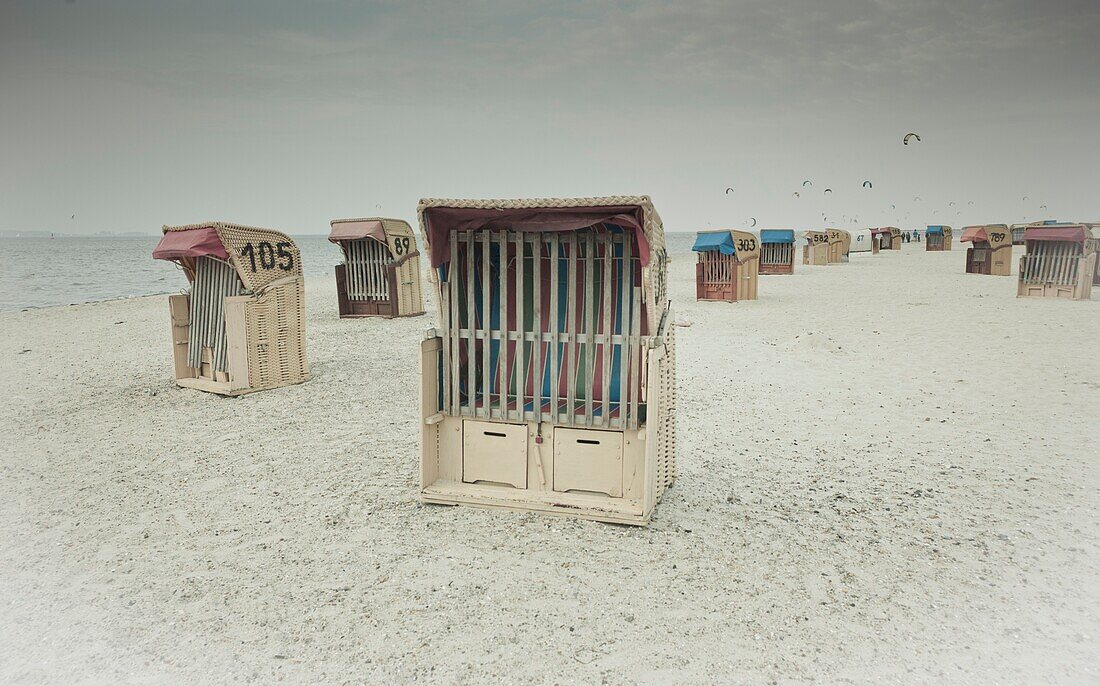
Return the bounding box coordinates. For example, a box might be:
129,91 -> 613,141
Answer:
462,420 -> 528,488
553,428 -> 623,498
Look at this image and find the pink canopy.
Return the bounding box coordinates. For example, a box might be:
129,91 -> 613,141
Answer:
152,227 -> 228,261
871,228 -> 893,237
959,226 -> 987,243
329,219 -> 387,244
1023,226 -> 1086,243
422,204 -> 650,268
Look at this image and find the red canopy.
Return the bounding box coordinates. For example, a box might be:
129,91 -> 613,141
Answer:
152,227 -> 228,261
422,205 -> 650,268
959,226 -> 987,243
1023,226 -> 1087,243
329,219 -> 387,244
871,228 -> 893,237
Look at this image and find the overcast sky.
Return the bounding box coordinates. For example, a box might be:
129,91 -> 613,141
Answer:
2,0 -> 1098,234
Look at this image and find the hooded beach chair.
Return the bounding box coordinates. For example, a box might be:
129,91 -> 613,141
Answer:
925,226 -> 953,251
826,229 -> 851,263
848,229 -> 873,255
758,229 -> 796,274
960,225 -> 1012,276
417,196 -> 676,525
692,229 -> 761,301
1017,224 -> 1098,300
329,217 -> 425,318
803,230 -> 830,265
152,221 -> 309,395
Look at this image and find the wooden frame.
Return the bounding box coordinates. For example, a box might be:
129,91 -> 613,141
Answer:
154,221 -> 310,396
926,226 -> 953,252
330,218 -> 425,319
759,229 -> 795,275
961,225 -> 1012,276
417,196 -> 676,525
1016,224 -> 1097,300
693,229 -> 760,301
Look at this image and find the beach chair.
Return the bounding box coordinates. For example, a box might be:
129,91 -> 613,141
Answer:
417,196 -> 676,525
870,228 -> 893,252
849,229 -> 873,255
925,226 -> 953,251
329,217 -> 425,318
759,229 -> 796,274
803,230 -> 829,265
1016,224 -> 1098,300
960,225 -> 1012,276
826,229 -> 851,263
693,229 -> 760,301
152,221 -> 310,395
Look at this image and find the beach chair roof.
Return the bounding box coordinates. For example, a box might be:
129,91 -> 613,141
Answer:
760,229 -> 795,244
155,221 -> 302,291
926,225 -> 946,234
417,196 -> 664,269
693,229 -> 760,262
1022,224 -> 1093,244
692,230 -> 736,255
328,217 -> 414,245
960,224 -> 1008,244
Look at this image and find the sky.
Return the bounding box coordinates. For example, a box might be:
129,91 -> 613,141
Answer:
2,0 -> 1098,234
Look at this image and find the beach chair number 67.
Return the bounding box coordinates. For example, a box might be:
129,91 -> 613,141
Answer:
239,241 -> 295,272
393,237 -> 411,256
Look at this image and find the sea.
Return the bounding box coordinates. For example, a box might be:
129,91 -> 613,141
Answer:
0,233 -> 701,311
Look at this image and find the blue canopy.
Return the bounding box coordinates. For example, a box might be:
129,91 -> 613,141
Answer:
926,225 -> 945,234
692,231 -> 736,255
760,229 -> 794,244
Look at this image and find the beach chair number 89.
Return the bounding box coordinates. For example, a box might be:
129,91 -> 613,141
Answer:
393,237 -> 411,256
239,241 -> 294,272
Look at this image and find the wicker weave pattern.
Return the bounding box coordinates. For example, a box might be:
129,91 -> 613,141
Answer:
243,276 -> 310,389
162,221 -> 303,293
655,309 -> 677,501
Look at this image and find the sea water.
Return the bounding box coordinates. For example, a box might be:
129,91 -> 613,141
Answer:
0,233 -> 700,311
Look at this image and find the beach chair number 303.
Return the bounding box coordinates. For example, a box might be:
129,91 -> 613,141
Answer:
238,241 -> 295,272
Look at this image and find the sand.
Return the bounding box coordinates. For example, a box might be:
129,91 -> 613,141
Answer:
1,247 -> 1098,684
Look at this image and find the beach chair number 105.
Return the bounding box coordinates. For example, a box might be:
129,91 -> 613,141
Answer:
239,241 -> 295,272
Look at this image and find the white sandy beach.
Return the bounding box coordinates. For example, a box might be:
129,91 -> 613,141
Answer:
1,247 -> 1098,684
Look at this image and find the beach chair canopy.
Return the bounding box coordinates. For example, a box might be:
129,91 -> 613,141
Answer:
960,225 -> 1008,244
418,196 -> 661,268
153,221 -> 302,292
693,230 -> 759,262
153,226 -> 229,261
760,229 -> 795,244
328,217 -> 414,245
1022,225 -> 1091,243
926,225 -> 945,235
692,230 -> 736,255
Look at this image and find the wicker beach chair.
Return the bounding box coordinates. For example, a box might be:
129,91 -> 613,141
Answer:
960,225 -> 1012,276
152,221 -> 310,395
1016,224 -> 1098,299
693,229 -> 760,301
759,229 -> 796,274
329,217 -> 425,318
417,196 -> 676,525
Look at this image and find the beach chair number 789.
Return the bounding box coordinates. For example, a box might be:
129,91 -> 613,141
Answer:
239,241 -> 295,272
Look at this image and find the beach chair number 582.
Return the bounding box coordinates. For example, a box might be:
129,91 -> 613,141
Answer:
239,241 -> 295,272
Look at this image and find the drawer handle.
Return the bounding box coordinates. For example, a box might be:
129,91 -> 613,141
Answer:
577,439 -> 601,445
483,431 -> 507,438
